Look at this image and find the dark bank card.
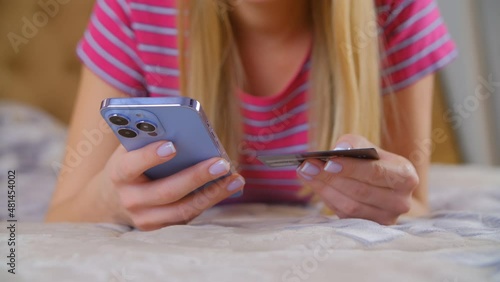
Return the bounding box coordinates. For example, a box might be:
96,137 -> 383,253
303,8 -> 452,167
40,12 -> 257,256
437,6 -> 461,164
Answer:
257,148 -> 379,167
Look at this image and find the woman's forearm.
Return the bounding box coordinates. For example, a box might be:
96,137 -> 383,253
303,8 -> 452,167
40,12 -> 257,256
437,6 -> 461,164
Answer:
46,175 -> 125,224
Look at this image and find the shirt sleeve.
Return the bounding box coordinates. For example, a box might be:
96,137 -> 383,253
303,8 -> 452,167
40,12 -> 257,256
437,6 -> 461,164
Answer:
77,0 -> 147,96
377,0 -> 458,94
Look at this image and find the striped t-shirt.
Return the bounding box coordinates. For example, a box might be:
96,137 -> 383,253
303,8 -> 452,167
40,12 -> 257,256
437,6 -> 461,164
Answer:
78,0 -> 457,204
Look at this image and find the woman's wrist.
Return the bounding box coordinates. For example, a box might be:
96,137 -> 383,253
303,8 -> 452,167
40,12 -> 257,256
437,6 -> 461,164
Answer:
405,196 -> 429,217
46,173 -> 127,225
82,173 -> 130,224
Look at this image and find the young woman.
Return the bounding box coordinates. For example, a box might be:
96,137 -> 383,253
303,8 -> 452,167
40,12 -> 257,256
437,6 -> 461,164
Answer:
46,0 -> 457,230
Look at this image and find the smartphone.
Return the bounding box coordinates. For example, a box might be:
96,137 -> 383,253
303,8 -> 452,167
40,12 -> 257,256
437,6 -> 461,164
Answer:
100,97 -> 233,183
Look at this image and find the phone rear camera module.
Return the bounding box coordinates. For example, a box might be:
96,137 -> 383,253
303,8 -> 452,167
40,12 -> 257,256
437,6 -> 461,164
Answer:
136,121 -> 156,132
109,114 -> 129,126
118,128 -> 138,138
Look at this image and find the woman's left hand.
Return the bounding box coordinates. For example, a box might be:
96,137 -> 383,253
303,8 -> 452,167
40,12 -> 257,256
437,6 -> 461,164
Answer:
296,134 -> 419,225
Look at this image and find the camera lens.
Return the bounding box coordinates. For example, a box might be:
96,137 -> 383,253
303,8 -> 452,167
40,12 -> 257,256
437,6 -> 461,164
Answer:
118,128 -> 138,138
136,121 -> 156,132
109,114 -> 129,126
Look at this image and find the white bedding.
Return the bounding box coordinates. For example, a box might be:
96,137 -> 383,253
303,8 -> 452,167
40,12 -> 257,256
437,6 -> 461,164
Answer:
1,102 -> 499,281
0,165 -> 499,282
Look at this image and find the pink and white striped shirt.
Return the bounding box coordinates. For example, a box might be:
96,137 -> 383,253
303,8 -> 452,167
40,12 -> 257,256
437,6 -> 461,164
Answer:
78,0 -> 457,204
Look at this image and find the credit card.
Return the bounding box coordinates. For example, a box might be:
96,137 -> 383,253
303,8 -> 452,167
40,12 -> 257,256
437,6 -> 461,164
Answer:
257,148 -> 379,167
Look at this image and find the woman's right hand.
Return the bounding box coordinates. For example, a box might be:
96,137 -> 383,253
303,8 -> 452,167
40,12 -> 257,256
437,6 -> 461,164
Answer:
101,140 -> 245,231
46,68 -> 243,230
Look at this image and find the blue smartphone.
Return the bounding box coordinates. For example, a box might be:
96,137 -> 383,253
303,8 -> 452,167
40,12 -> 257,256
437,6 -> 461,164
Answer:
100,97 -> 233,184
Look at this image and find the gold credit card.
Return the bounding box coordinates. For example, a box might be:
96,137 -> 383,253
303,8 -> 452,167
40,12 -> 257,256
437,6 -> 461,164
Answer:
257,148 -> 379,167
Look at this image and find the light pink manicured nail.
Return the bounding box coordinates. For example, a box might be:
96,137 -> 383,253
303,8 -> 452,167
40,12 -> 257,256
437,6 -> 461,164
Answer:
157,142 -> 176,157
209,159 -> 230,176
299,162 -> 320,176
297,170 -> 313,181
227,176 -> 245,191
324,161 -> 343,173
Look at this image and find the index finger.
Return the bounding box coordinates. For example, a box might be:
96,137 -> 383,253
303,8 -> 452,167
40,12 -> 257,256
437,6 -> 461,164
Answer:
302,157 -> 418,190
329,134 -> 417,189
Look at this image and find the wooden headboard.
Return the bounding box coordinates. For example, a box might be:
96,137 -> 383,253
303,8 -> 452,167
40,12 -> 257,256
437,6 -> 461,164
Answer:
0,0 -> 94,123
0,0 -> 460,163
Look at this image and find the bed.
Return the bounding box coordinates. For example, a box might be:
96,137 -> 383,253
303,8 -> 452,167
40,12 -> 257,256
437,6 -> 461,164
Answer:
1,101 -> 499,282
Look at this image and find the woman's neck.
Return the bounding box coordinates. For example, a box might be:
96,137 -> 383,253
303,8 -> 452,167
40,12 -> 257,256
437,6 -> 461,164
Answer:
228,0 -> 312,97
230,0 -> 311,44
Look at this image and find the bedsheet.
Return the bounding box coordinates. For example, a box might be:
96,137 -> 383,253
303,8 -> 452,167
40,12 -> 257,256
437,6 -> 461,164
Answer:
1,165 -> 499,282
1,101 -> 499,281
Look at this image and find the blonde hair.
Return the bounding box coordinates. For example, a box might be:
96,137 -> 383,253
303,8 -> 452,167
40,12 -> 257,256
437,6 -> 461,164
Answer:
177,0 -> 381,165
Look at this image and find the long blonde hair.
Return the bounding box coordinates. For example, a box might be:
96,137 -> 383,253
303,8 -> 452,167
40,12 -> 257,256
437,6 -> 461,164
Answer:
177,0 -> 381,164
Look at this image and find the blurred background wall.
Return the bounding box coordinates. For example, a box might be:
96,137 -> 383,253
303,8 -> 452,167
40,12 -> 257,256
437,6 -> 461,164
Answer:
436,0 -> 500,165
2,0 -> 497,165
0,0 -> 93,123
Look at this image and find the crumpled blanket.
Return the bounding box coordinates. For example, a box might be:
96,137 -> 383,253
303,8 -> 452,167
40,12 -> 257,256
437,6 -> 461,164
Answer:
0,101 -> 499,281
0,165 -> 499,282
0,100 -> 65,221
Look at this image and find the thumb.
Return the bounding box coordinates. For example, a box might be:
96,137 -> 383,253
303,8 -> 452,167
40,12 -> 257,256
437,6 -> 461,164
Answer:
333,133 -> 377,150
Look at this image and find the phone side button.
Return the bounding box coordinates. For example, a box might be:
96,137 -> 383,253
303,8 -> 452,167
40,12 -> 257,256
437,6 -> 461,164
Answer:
210,131 -> 220,145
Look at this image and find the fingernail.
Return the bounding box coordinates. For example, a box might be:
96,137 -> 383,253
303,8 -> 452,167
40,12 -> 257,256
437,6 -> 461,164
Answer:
299,162 -> 320,176
209,159 -> 230,176
325,161 -> 343,173
157,142 -> 176,157
227,176 -> 245,191
297,171 -> 313,181
334,142 -> 352,151
230,189 -> 244,198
